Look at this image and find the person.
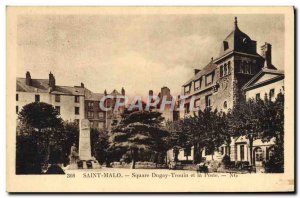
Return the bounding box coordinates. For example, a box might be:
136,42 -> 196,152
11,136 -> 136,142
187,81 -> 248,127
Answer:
69,143 -> 79,164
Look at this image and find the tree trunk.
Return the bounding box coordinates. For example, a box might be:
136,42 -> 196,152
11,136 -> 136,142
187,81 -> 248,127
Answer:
249,137 -> 253,166
193,143 -> 201,164
131,148 -> 138,169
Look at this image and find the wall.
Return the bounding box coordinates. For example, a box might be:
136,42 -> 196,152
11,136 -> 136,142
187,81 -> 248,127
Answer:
16,91 -> 85,122
245,79 -> 284,101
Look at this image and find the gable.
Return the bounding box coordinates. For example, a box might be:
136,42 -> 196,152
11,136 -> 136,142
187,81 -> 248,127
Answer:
251,73 -> 282,86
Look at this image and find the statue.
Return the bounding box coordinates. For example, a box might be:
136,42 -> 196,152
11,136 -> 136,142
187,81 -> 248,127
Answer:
69,143 -> 79,164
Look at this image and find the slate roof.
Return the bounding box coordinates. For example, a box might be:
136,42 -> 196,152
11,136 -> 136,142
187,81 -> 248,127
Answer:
84,88 -> 104,101
16,77 -> 85,95
183,59 -> 217,87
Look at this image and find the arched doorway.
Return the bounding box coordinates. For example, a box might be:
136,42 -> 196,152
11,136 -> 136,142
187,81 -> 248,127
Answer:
253,147 -> 263,166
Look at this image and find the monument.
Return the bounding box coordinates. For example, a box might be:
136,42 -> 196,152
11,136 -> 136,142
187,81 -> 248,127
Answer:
67,119 -> 100,169
79,119 -> 92,161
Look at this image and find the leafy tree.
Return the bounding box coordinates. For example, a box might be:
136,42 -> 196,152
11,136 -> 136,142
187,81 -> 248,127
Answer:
18,102 -> 63,133
17,102 -> 67,173
228,99 -> 263,165
260,93 -> 284,172
180,108 -> 227,163
109,110 -> 168,169
165,120 -> 187,162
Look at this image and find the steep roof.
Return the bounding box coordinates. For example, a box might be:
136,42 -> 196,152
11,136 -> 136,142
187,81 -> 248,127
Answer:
183,59 -> 217,86
84,88 -> 104,101
219,17 -> 258,58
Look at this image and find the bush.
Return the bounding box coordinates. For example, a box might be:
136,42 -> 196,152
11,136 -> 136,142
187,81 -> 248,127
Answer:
221,154 -> 231,167
236,161 -> 249,169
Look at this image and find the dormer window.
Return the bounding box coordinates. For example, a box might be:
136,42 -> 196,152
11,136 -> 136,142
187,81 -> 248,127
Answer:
223,41 -> 229,51
205,73 -> 213,86
184,84 -> 191,95
194,79 -> 201,91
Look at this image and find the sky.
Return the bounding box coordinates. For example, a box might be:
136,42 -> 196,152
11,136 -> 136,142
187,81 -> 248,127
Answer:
17,14 -> 284,97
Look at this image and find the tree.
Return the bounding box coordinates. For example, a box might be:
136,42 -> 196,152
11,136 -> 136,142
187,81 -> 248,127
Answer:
17,102 -> 64,173
109,110 -> 168,169
165,120 -> 187,162
18,102 -> 63,133
228,98 -> 266,165
180,108 -> 227,164
260,93 -> 284,172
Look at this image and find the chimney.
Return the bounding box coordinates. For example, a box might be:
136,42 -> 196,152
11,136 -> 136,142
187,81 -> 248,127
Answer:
81,82 -> 84,88
149,90 -> 153,96
121,87 -> 125,96
104,89 -> 107,96
161,86 -> 170,96
49,72 -> 56,88
194,69 -> 201,75
25,71 -> 32,86
261,42 -> 272,68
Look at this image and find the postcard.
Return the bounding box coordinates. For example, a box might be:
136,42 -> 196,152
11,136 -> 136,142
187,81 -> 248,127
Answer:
6,6 -> 294,192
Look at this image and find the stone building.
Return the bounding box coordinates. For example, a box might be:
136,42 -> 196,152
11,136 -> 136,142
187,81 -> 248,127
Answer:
148,86 -> 179,123
16,72 -> 85,122
178,17 -> 284,165
181,17 -> 276,117
16,71 -> 125,132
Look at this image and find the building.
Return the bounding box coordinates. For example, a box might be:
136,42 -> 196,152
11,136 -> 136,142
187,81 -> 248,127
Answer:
84,88 -> 106,130
242,68 -> 284,101
148,86 -> 179,123
177,17 -> 284,165
181,17 -> 276,117
16,71 -> 125,132
16,72 -> 85,122
229,68 -> 284,166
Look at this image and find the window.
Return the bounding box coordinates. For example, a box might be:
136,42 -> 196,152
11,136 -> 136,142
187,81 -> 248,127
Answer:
55,94 -> 60,102
75,107 -> 80,115
240,145 -> 245,161
74,119 -> 79,125
223,41 -> 229,51
35,95 -> 40,102
194,99 -> 200,108
55,106 -> 60,114
269,89 -> 275,99
224,63 -> 228,76
194,79 -> 201,90
205,94 -> 212,108
228,61 -> 231,74
98,122 -> 104,129
16,106 -> 18,114
223,101 -> 227,109
256,93 -> 260,101
87,111 -> 94,119
255,147 -> 263,162
240,62 -> 246,73
75,96 -> 80,103
90,121 -> 94,128
88,102 -> 93,109
16,94 -> 18,101
184,85 -> 191,95
184,103 -> 190,114
98,112 -> 104,118
220,65 -> 224,77
248,63 -> 252,74
205,73 -> 213,86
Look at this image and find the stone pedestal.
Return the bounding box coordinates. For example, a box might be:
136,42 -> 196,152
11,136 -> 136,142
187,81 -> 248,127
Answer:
79,119 -> 92,160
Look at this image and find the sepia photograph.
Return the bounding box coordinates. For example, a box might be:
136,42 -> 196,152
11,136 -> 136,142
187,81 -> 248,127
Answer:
6,6 -> 294,192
